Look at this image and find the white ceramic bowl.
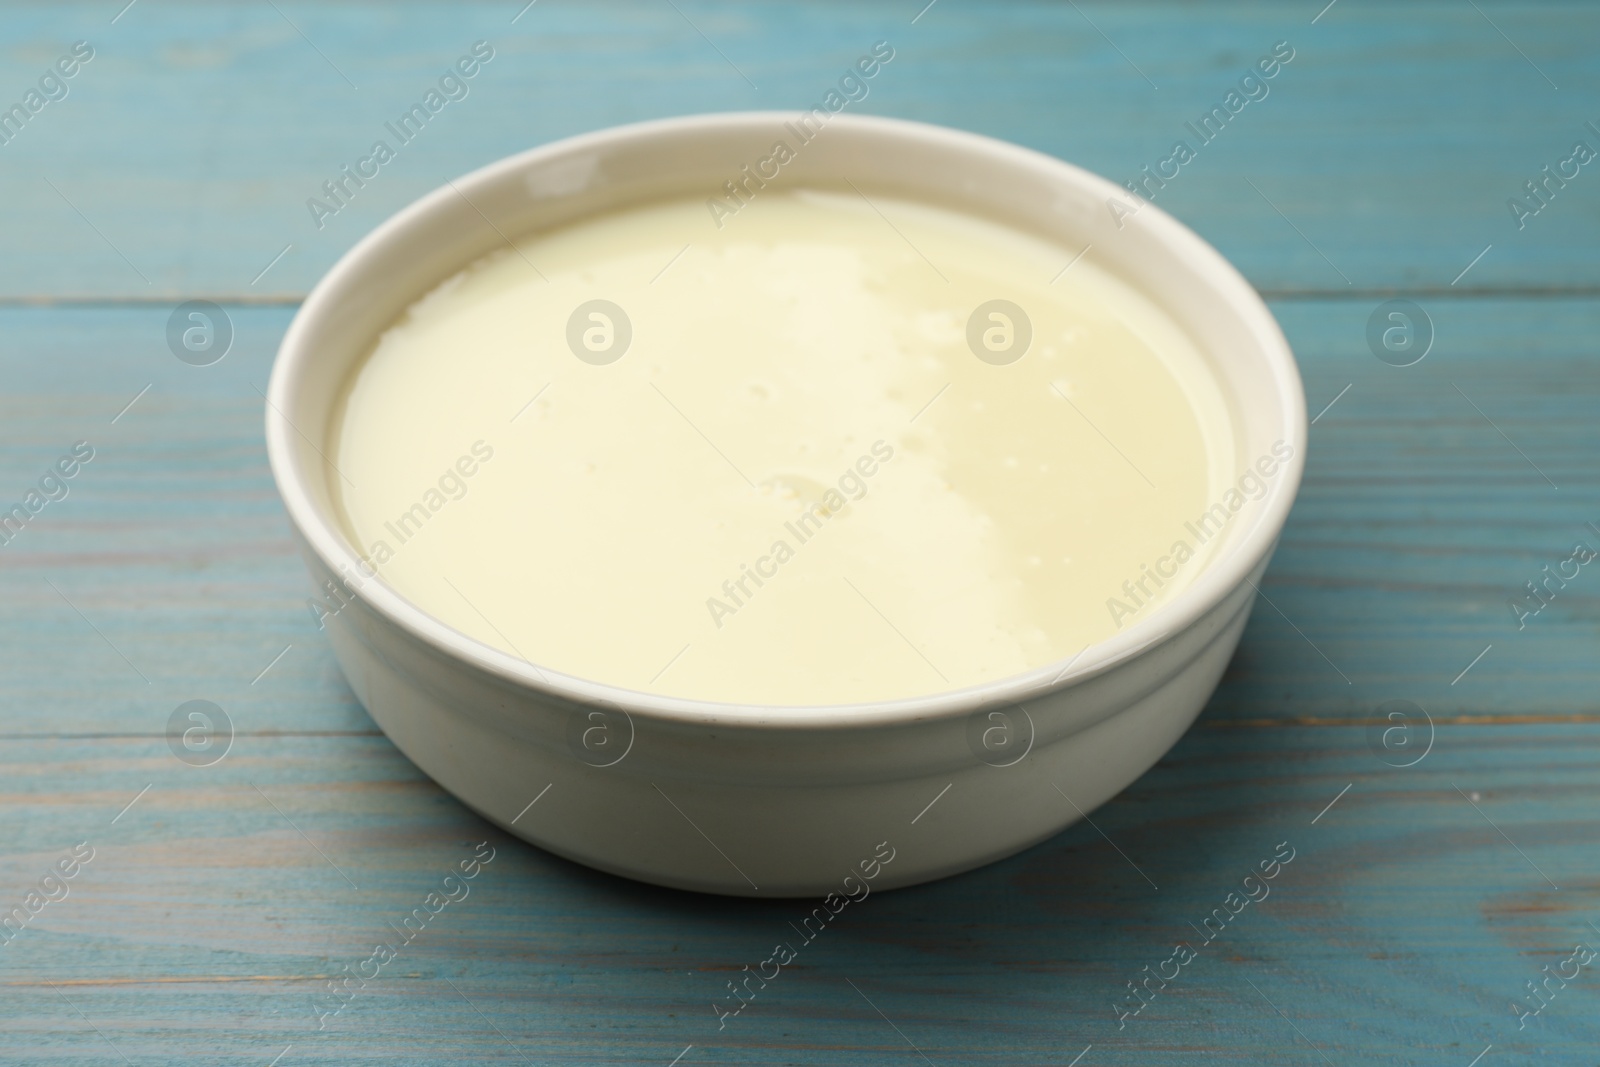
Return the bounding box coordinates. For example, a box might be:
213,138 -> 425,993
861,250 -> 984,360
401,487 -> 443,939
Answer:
267,112 -> 1304,897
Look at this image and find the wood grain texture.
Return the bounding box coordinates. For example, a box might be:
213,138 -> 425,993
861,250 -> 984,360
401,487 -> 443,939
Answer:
0,2 -> 1597,1065
0,2 -> 1596,297
3,727 -> 1598,1064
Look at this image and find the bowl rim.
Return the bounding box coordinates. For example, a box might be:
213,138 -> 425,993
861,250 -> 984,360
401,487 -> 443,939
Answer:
267,110 -> 1306,731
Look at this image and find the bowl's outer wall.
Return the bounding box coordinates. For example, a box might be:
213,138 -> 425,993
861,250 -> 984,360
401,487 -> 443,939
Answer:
270,113 -> 1305,896
306,533 -> 1268,896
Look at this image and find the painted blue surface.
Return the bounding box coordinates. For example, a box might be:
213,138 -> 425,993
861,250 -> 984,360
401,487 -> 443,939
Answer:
0,3 -> 1597,1064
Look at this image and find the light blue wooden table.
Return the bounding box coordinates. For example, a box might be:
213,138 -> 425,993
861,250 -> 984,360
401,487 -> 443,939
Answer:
2,2 -> 1597,1063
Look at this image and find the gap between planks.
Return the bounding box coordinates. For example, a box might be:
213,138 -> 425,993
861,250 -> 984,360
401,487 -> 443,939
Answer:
3,973 -> 425,988
8,285 -> 1600,307
0,730 -> 384,741
4,716 -> 1598,744
1202,713 -> 1600,728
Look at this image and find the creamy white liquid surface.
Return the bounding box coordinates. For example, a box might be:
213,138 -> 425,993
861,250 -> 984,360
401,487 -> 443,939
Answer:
329,189 -> 1235,706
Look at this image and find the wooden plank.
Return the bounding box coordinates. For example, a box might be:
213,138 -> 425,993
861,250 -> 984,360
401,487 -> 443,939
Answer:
2,295 -> 1594,734
1222,295 -> 1600,719
0,305 -> 371,736
0,723 -> 1592,1064
0,2 -> 1595,297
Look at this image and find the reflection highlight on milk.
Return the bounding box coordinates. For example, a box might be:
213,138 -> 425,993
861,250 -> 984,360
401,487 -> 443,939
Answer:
328,189 -> 1236,706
